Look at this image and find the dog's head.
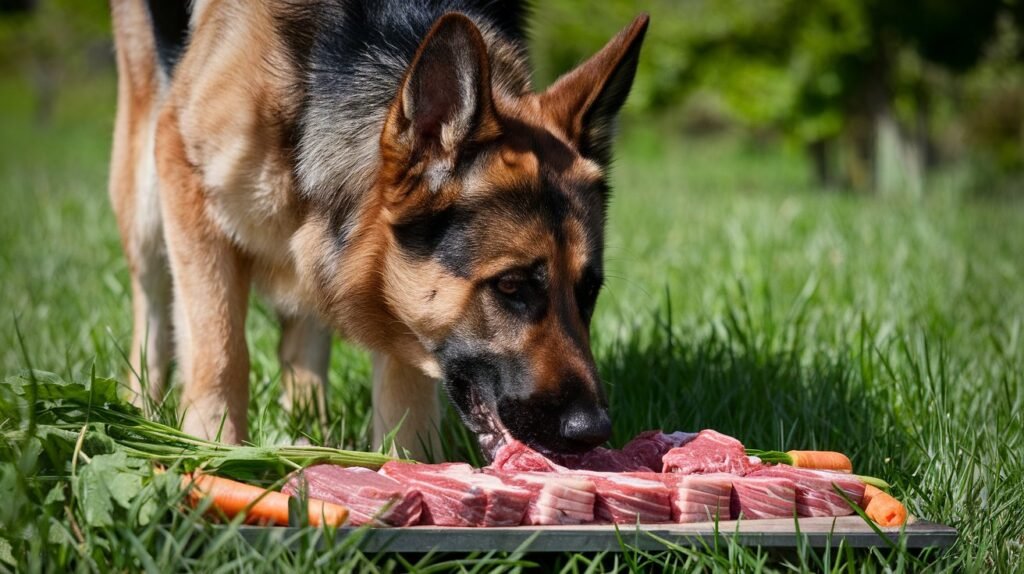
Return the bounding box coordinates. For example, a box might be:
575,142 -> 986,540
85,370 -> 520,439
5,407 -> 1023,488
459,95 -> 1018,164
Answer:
375,13 -> 648,457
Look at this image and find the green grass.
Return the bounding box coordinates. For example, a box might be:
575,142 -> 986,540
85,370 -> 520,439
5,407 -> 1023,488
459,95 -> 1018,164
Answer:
2,72 -> 1023,572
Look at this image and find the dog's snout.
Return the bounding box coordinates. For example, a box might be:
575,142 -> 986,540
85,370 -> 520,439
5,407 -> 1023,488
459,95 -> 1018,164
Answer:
560,401 -> 611,449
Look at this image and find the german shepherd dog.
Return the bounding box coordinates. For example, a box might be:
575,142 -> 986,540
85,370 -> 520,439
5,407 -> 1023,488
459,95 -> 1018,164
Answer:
109,0 -> 648,460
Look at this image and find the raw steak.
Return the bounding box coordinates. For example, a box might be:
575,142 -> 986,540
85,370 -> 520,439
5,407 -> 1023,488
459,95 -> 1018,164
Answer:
498,472 -> 597,525
662,429 -> 761,475
561,447 -> 655,472
622,431 -> 699,471
490,440 -> 650,473
379,462 -> 531,526
489,440 -> 566,473
489,430 -> 699,475
569,471 -> 672,523
282,464 -> 422,526
637,472 -> 733,523
730,476 -> 798,519
749,466 -> 865,517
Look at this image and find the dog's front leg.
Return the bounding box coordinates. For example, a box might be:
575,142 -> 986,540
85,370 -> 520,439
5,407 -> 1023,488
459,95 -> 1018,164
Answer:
372,352 -> 442,461
278,313 -> 332,431
156,113 -> 252,444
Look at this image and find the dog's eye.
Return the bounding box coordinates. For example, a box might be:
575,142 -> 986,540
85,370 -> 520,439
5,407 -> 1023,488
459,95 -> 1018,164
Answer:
495,274 -> 524,296
490,268 -> 546,318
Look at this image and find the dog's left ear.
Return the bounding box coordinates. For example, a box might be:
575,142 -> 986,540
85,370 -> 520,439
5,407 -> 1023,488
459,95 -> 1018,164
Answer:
383,13 -> 500,198
540,14 -> 649,166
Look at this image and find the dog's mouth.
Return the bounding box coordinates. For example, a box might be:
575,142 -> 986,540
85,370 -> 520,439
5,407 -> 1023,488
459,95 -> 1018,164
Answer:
444,374 -> 512,461
465,385 -> 512,461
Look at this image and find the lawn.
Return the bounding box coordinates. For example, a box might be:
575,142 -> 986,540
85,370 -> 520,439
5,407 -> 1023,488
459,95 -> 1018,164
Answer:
1,73 -> 1023,572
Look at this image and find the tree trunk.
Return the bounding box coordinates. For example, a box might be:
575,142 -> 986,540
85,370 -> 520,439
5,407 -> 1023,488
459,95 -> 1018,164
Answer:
874,104 -> 924,198
30,60 -> 58,127
807,138 -> 837,189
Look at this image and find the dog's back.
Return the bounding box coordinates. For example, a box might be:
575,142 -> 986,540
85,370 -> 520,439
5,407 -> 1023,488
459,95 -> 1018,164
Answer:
132,0 -> 528,78
114,0 -> 534,252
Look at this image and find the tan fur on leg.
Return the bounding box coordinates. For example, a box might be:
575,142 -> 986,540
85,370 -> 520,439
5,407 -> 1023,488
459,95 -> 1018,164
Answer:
128,267 -> 173,401
156,110 -> 252,444
372,352 -> 441,461
109,0 -> 173,403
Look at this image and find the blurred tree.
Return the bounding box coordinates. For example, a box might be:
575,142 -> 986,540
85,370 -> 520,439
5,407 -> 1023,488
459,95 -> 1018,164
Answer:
532,0 -> 1020,194
0,0 -> 110,125
0,0 -> 36,13
963,12 -> 1024,195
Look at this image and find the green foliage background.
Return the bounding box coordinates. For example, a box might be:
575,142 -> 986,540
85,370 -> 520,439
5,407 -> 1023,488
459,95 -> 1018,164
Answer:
530,0 -> 1024,193
2,0 -> 1022,192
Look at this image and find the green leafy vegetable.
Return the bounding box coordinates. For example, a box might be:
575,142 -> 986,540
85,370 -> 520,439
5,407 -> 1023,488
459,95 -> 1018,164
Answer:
3,372 -> 402,483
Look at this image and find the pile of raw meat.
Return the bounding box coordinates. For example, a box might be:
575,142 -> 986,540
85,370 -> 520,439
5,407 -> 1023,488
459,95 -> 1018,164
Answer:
283,429 -> 866,527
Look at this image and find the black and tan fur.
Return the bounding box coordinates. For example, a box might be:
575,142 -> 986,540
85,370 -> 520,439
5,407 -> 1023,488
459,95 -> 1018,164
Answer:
109,0 -> 649,459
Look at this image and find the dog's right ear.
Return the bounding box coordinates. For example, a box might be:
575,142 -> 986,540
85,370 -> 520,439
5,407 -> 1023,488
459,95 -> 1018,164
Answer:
382,13 -> 500,202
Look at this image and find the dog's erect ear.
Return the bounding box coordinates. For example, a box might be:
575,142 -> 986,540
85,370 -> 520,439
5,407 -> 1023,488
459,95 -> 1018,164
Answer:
383,13 -> 500,197
540,14 -> 649,166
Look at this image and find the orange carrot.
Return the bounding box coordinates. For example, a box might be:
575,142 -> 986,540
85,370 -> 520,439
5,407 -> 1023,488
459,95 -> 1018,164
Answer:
861,484 -> 885,506
786,450 -> 853,473
183,472 -> 348,527
861,484 -> 907,527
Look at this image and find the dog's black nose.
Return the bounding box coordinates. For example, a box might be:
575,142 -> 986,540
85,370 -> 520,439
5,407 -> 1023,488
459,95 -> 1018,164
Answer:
560,402 -> 611,449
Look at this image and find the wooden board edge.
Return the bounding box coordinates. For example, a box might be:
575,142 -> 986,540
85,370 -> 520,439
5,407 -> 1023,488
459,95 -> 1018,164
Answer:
233,521 -> 958,553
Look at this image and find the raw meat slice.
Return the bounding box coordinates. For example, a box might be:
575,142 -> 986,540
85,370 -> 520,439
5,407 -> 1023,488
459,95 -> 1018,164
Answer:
622,431 -> 699,471
489,440 -> 650,473
379,462 -> 531,526
488,431 -> 696,475
672,474 -> 734,523
489,440 -> 566,473
730,476 -> 798,519
662,429 -> 761,475
645,472 -> 733,523
379,462 -> 483,526
568,471 -> 672,523
567,447 -> 655,472
749,466 -> 865,517
628,472 -> 733,523
282,464 -> 422,526
464,470 -> 536,526
499,472 -> 597,525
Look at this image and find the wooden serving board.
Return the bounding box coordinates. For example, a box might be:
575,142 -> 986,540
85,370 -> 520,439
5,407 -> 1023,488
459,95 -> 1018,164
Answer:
237,516 -> 956,553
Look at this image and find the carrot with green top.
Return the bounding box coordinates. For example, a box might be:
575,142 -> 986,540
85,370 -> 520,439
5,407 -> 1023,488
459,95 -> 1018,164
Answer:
183,472 -> 348,526
786,450 -> 853,473
747,449 -> 854,473
861,484 -> 908,526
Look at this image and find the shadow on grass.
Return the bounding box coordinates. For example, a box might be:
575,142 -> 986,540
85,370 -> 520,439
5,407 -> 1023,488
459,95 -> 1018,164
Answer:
594,301 -> 912,479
